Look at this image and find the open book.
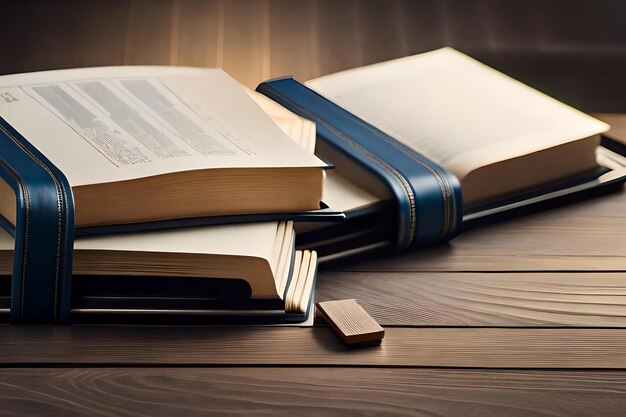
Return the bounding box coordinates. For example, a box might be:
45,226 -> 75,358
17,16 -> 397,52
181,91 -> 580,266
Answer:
256,48 -> 626,261
306,48 -> 608,206
1,82 -> 321,324
0,66 -> 326,229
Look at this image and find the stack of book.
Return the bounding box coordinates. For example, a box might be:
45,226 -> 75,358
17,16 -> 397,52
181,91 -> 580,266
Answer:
1,48 -> 624,324
0,67 -> 336,324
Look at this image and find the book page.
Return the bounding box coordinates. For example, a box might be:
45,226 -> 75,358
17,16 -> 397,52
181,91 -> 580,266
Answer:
249,89 -> 382,212
321,171 -> 381,212
0,221 -> 277,261
247,89 -> 315,152
0,66 -> 324,187
307,48 -> 608,179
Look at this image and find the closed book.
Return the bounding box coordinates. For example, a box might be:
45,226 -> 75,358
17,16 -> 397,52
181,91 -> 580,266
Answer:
0,221 -> 318,325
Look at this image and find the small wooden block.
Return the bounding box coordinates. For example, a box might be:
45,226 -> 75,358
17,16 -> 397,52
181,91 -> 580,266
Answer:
316,299 -> 384,345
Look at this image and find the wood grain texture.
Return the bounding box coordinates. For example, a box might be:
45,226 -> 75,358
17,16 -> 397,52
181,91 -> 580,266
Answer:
268,0 -> 321,81
1,368 -> 626,417
123,0 -> 173,65
310,0 -> 365,77
597,113 -> 626,146
316,299 -> 384,344
317,271 -> 626,327
3,0 -> 131,73
175,0 -> 221,67
221,0 -> 270,88
2,0 -> 626,107
334,191 -> 626,272
1,327 -> 626,368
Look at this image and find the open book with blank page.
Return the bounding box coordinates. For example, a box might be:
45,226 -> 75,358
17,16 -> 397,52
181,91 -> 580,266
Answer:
257,48 -> 626,263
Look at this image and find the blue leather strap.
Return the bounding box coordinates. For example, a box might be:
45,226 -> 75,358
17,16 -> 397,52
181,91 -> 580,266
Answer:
0,117 -> 74,324
257,78 -> 463,250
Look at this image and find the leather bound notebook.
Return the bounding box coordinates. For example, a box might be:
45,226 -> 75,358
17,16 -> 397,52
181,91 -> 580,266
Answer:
257,48 -> 626,264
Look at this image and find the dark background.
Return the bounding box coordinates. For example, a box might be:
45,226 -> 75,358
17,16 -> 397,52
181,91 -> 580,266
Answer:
3,0 -> 626,112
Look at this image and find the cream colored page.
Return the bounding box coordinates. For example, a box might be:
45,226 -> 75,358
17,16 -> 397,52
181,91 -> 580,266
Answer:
73,221 -> 277,261
0,224 -> 279,297
274,222 -> 295,296
0,221 -> 276,259
249,89 -> 382,212
0,228 -> 10,251
247,89 -> 310,150
246,88 -> 298,120
0,66 -> 324,187
307,48 -> 608,179
321,171 -> 380,211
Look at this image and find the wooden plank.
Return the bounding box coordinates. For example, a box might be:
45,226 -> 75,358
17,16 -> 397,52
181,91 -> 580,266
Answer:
2,327 -> 626,368
480,0 -> 626,53
473,50 -> 626,112
433,0 -> 496,51
400,0 -> 451,55
317,271 -> 626,327
176,0 -> 221,67
3,0 -> 130,73
14,1 -> 82,71
221,0 -> 270,88
0,2 -> 30,75
316,299 -> 385,344
335,191 -> 626,272
268,0 -> 321,81
69,0 -> 131,68
1,1 -> 626,111
123,0 -> 173,65
351,0 -> 411,66
312,0 -> 365,77
1,368 -> 626,417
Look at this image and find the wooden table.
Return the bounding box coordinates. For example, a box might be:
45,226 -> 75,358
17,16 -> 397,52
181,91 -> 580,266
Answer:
1,147 -> 626,415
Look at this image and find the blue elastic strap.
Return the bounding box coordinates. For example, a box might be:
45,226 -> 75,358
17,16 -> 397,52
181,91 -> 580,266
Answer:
0,117 -> 74,324
257,78 -> 463,250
